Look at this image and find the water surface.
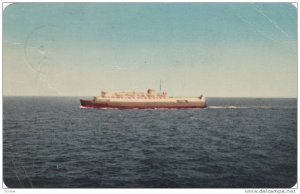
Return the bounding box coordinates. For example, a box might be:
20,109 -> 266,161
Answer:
3,97 -> 297,188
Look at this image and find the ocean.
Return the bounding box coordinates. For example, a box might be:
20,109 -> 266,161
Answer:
3,97 -> 297,188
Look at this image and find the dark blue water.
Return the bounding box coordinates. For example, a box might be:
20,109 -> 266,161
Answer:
3,97 -> 297,188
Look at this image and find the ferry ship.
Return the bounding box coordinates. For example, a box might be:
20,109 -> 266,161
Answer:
80,89 -> 207,109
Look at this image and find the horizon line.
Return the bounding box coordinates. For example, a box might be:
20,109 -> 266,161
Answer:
2,95 -> 297,99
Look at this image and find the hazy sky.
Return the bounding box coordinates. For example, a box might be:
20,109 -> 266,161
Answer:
3,3 -> 297,97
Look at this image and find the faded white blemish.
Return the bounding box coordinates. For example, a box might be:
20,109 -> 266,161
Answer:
253,5 -> 290,38
24,25 -> 62,95
3,3 -> 12,11
234,12 -> 277,42
11,42 -> 24,46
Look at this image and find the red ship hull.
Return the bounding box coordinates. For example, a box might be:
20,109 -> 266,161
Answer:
80,99 -> 207,109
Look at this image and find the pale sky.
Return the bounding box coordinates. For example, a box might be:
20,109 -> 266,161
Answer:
3,3 -> 297,97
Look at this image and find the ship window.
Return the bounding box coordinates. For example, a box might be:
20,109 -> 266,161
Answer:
177,100 -> 189,103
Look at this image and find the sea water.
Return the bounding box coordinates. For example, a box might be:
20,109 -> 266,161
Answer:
3,97 -> 297,188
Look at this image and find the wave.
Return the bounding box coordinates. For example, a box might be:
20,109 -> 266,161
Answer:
80,105 -> 296,110
208,106 -> 296,109
80,106 -> 118,110
208,106 -> 249,109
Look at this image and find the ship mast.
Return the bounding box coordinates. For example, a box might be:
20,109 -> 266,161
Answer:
160,80 -> 162,93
